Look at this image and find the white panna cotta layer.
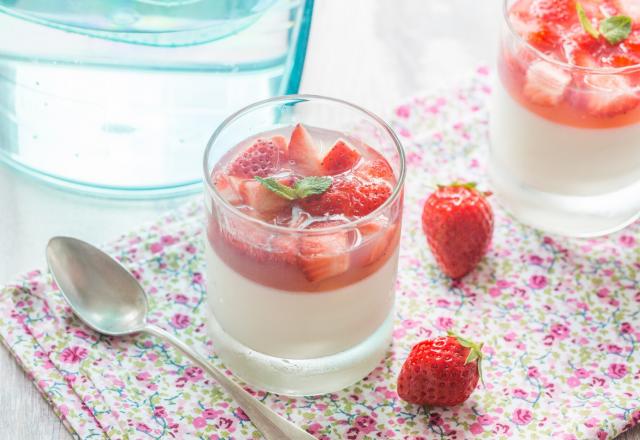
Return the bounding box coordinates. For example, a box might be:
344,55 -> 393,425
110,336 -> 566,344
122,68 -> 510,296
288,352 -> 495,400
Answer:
204,243 -> 398,360
490,84 -> 640,197
489,83 -> 640,236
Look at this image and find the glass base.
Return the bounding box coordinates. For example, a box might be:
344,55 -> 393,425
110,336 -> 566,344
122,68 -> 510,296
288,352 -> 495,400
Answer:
206,308 -> 394,396
490,160 -> 640,237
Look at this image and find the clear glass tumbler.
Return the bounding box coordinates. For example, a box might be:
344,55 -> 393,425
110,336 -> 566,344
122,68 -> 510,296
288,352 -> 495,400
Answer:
489,0 -> 640,237
203,95 -> 405,395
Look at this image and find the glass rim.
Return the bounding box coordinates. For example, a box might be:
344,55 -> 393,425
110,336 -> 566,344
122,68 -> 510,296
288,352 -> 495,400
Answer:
202,94 -> 406,235
502,0 -> 640,74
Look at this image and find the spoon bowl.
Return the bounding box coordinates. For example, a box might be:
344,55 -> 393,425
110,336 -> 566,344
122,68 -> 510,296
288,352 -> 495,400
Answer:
45,236 -> 315,440
46,236 -> 148,336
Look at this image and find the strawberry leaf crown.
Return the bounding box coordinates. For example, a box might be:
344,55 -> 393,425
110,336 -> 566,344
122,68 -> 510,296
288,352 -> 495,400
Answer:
437,181 -> 477,190
447,330 -> 485,386
436,181 -> 492,198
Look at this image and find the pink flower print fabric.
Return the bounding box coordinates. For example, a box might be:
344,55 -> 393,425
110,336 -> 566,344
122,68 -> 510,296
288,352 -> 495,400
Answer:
0,69 -> 639,439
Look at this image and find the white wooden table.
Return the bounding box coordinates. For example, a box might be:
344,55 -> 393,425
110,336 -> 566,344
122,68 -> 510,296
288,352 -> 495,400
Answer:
0,1 -> 638,438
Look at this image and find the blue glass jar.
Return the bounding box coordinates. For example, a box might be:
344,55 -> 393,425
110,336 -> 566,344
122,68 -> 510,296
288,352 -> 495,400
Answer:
0,0 -> 313,197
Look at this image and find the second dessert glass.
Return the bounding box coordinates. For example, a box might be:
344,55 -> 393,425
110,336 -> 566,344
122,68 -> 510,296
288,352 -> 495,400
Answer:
203,95 -> 405,396
490,0 -> 640,237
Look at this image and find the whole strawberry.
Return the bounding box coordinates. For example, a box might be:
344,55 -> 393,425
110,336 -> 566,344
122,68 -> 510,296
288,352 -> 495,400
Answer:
421,183 -> 493,279
397,333 -> 483,406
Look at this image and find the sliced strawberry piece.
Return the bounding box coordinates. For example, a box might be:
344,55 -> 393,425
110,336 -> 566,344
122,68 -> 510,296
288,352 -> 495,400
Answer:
624,30 -> 640,54
320,140 -> 361,175
609,53 -> 640,68
533,0 -> 573,23
509,0 -> 534,16
298,232 -> 350,282
229,137 -> 286,178
369,224 -> 399,265
527,26 -> 560,52
523,60 -> 572,106
580,0 -> 605,17
567,47 -> 598,68
298,176 -> 392,218
238,178 -> 292,214
583,74 -> 640,117
297,177 -> 354,217
227,175 -> 245,193
509,12 -> 538,38
213,173 -> 242,205
358,218 -> 385,236
359,219 -> 399,265
355,158 -> 394,182
351,180 -> 392,217
271,134 -> 288,156
289,123 -> 322,176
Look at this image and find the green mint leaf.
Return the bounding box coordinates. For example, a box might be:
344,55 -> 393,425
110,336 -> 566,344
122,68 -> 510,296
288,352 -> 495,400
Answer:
254,177 -> 297,200
255,175 -> 332,201
600,15 -> 632,44
577,2 -> 600,39
294,176 -> 333,199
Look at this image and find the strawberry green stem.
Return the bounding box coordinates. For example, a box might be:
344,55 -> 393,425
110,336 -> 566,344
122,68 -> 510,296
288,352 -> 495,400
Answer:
447,330 -> 485,386
436,181 -> 477,190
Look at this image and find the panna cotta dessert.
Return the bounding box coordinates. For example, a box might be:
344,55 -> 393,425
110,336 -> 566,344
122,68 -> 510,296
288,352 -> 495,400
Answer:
203,96 -> 405,395
490,0 -> 640,236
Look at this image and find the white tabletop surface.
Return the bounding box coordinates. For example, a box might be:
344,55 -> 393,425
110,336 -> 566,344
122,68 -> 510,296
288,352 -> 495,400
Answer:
0,1 -> 637,438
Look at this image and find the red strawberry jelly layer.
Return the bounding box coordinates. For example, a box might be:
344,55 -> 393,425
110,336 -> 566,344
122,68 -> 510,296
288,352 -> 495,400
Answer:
206,126 -> 402,293
501,0 -> 640,128
206,212 -> 401,292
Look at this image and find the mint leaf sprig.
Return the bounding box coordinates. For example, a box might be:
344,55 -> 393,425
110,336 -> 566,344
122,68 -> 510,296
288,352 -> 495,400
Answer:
577,2 -> 632,45
600,15 -> 632,45
255,176 -> 332,200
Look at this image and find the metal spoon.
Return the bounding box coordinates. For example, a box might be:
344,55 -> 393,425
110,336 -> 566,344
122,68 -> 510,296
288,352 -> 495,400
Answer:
46,236 -> 316,440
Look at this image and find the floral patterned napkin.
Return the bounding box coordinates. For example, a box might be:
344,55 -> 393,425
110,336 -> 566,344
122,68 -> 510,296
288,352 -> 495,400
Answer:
1,68 -> 639,440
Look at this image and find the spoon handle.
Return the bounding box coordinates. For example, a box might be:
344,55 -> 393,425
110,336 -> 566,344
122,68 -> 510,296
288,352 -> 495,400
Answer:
144,324 -> 316,440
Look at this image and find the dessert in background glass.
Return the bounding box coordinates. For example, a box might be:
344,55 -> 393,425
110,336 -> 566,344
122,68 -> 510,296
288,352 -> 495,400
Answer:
490,0 -> 640,237
203,95 -> 405,396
